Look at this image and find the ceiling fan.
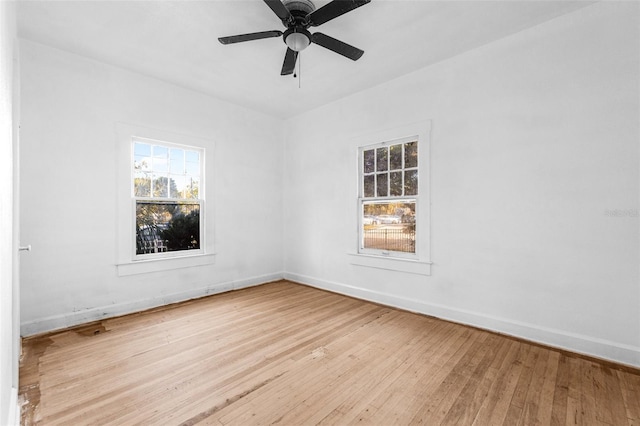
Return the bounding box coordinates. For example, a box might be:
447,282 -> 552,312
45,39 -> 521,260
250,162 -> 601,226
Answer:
218,0 -> 371,76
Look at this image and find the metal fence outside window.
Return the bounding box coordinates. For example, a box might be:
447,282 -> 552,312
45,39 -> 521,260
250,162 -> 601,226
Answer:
363,227 -> 415,253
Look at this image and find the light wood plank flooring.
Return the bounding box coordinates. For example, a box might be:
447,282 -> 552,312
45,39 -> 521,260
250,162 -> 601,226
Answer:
20,280 -> 640,425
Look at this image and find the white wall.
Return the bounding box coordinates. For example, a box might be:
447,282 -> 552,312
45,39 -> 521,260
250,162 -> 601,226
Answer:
19,39 -> 285,335
0,1 -> 19,424
18,1 -> 640,369
283,2 -> 640,367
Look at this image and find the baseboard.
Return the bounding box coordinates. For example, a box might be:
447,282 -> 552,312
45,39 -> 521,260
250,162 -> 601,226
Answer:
284,272 -> 640,369
20,272 -> 284,336
21,270 -> 640,368
6,387 -> 19,426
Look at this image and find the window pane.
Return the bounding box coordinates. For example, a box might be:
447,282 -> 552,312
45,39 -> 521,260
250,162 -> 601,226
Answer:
186,160 -> 200,176
363,149 -> 375,174
134,172 -> 151,197
390,171 -> 402,196
376,147 -> 388,172
376,173 -> 388,197
134,156 -> 149,172
152,174 -> 170,198
134,143 -> 151,171
136,202 -> 200,255
134,142 -> 151,157
390,144 -> 402,170
404,141 -> 418,168
404,170 -> 418,195
363,175 -> 375,197
134,155 -> 150,171
170,175 -> 184,198
170,149 -> 184,174
185,151 -> 200,176
186,150 -> 199,163
185,176 -> 200,199
362,201 -> 416,253
152,146 -> 169,172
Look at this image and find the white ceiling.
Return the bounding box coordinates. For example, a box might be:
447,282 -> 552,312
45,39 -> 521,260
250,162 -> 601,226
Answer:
17,0 -> 594,119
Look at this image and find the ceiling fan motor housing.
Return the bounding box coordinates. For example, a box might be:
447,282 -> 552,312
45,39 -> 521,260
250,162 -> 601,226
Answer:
283,0 -> 316,18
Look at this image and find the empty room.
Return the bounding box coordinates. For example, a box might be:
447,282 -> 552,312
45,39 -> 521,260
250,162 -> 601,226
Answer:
0,0 -> 639,424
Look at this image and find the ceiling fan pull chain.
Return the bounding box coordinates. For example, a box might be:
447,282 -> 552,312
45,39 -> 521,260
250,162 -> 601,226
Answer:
298,54 -> 302,89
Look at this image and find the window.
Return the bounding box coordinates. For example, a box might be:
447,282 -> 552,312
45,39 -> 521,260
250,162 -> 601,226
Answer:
359,137 -> 419,259
132,138 -> 204,259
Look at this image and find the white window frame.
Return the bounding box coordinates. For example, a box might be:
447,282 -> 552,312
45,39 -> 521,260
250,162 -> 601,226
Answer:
115,123 -> 215,276
131,137 -> 205,261
358,135 -> 420,260
349,121 -> 431,276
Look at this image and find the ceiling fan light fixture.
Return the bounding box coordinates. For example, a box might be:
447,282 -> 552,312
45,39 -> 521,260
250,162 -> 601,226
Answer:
286,32 -> 310,51
284,28 -> 311,52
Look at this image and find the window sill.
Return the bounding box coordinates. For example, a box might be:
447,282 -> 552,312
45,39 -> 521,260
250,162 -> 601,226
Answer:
117,253 -> 216,276
348,253 -> 432,276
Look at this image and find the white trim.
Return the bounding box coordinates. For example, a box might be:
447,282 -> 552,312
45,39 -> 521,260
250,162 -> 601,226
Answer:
352,120 -> 432,270
117,253 -> 216,276
6,387 -> 19,426
131,136 -> 205,261
21,272 -> 284,336
115,123 -> 215,268
284,272 -> 640,369
348,253 -> 432,276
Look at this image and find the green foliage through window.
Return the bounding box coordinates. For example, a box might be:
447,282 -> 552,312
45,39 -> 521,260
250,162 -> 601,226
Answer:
135,202 -> 200,255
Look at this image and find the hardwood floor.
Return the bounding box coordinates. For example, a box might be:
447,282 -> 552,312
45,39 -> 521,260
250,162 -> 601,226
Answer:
19,280 -> 640,425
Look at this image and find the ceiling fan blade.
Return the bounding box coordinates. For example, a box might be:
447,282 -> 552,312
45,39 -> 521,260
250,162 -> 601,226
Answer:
311,32 -> 364,61
281,48 -> 298,75
218,30 -> 283,45
264,0 -> 293,24
307,0 -> 371,27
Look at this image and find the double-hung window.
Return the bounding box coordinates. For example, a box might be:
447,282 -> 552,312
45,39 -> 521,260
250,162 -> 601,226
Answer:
359,137 -> 420,259
132,138 -> 204,259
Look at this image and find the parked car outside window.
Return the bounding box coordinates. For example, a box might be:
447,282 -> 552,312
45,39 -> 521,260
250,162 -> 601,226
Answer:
363,215 -> 379,225
377,215 -> 401,224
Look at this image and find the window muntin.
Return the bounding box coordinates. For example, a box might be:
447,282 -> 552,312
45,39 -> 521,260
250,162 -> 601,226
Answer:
132,138 -> 203,259
359,137 -> 418,258
362,140 -> 417,198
